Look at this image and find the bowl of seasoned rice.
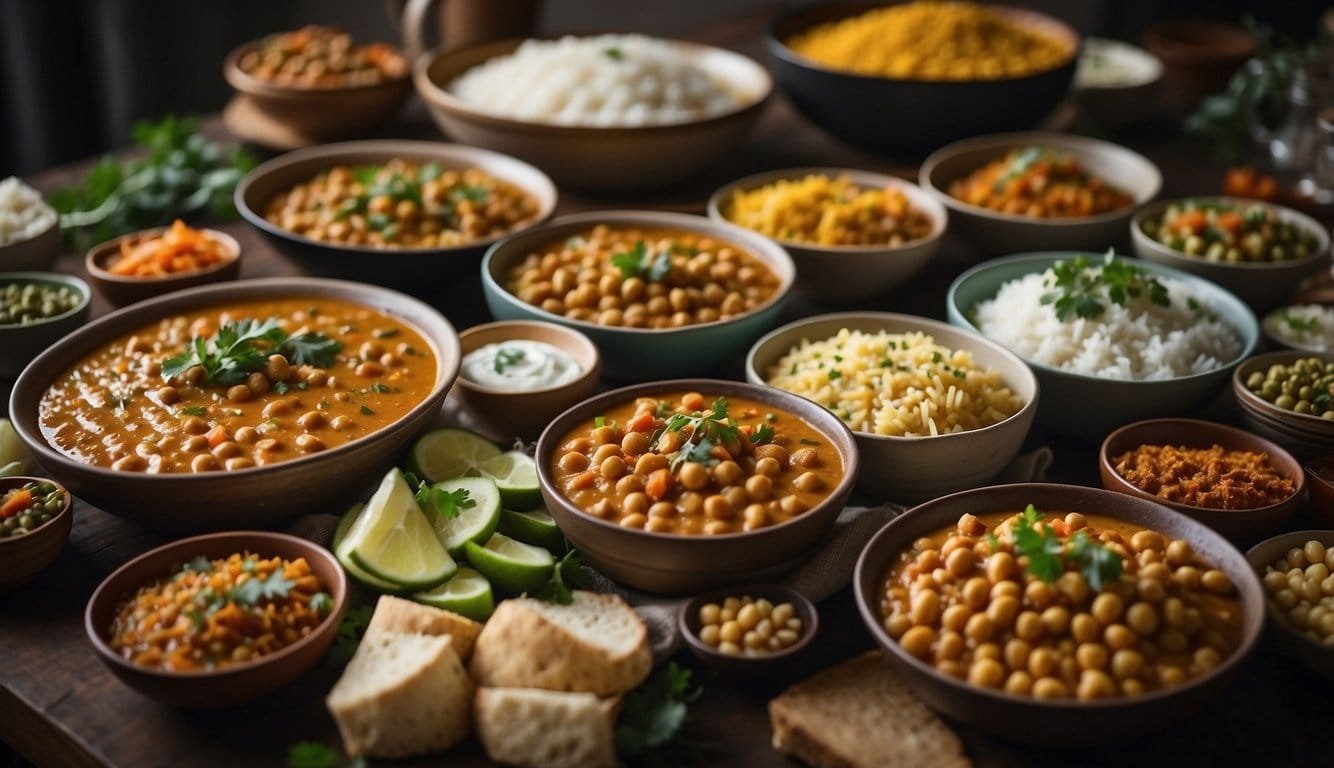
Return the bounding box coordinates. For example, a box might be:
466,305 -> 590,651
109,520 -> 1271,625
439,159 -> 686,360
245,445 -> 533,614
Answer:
414,34 -> 772,192
1262,305 -> 1334,353
947,252 -> 1259,438
746,312 -> 1038,503
0,178 -> 60,273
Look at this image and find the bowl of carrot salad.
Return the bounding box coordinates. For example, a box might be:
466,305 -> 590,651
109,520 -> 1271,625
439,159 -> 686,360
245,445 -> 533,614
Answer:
86,220 -> 241,307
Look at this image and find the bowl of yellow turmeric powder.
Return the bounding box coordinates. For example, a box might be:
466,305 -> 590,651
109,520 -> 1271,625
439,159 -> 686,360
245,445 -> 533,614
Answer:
767,2 -> 1079,154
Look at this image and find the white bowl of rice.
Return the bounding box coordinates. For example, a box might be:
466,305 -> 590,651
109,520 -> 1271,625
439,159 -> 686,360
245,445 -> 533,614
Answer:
1262,305 -> 1334,353
414,34 -> 772,192
948,251 -> 1259,438
746,312 -> 1038,503
0,178 -> 60,272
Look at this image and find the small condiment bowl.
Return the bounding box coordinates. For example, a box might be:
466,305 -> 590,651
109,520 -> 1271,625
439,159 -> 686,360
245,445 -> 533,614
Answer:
1245,530 -> 1334,681
678,583 -> 818,677
1302,455 -> 1334,528
0,214 -> 60,272
1231,350 -> 1334,458
0,475 -> 73,592
1073,37 -> 1163,129
455,320 -> 600,441
85,226 -> 242,307
1098,418 -> 1303,544
85,530 -> 348,708
0,272 -> 91,382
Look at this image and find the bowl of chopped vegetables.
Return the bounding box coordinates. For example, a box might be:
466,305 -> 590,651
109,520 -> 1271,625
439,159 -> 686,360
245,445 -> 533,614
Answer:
85,530 -> 347,708
0,272 -> 90,382
1132,197 -> 1330,312
86,221 -> 241,307
0,475 -> 72,592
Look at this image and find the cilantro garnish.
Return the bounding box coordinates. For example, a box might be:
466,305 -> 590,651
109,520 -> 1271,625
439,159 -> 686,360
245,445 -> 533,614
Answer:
658,396 -> 740,471
286,742 -> 366,768
1039,250 -> 1170,322
1009,504 -> 1123,589
325,603 -> 373,668
161,318 -> 340,386
179,405 -> 208,417
536,549 -> 590,605
405,470 -> 474,522
494,347 -> 527,374
615,663 -> 714,764
611,240 -> 671,282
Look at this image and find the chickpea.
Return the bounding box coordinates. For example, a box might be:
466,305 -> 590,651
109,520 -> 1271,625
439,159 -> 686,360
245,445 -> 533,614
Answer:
936,631 -> 965,661
752,444 -> 789,467
754,457 -> 781,477
225,457 -> 254,471
298,411 -> 326,431
191,454 -> 219,473
743,504 -> 768,531
968,658 -> 1005,689
704,495 -> 732,520
1201,569 -> 1233,595
1057,571 -> 1090,604
600,455 -> 626,480
1032,677 -> 1068,700
1005,671 -> 1035,695
964,613 -> 994,643
1125,602 -> 1159,636
1075,642 -> 1108,671
1077,669 -> 1116,701
1104,624 -> 1137,652
226,384 -> 252,403
946,547 -> 976,578
961,576 -> 990,610
713,460 -> 743,486
986,595 -> 1020,629
233,426 -> 259,445
1071,613 -> 1101,644
1166,539 -> 1193,567
1040,605 -> 1071,636
266,354 -> 291,381
1015,610 -> 1044,641
1111,649 -> 1144,680
986,551 -> 1017,583
941,604 -> 971,633
911,589 -> 941,626
621,431 -> 649,455
1091,593 -> 1124,624
884,612 -> 913,639
779,495 -> 806,517
212,441 -> 242,460
1024,580 -> 1055,610
900,626 -> 935,658
744,474 -> 773,501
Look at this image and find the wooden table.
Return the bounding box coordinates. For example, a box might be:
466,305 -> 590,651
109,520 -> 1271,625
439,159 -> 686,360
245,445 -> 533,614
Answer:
4,10 -> 1333,768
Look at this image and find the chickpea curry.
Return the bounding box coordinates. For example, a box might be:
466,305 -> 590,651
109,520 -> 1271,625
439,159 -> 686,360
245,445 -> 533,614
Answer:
39,297 -> 436,473
948,147 -> 1134,219
880,507 -> 1244,701
552,392 -> 842,535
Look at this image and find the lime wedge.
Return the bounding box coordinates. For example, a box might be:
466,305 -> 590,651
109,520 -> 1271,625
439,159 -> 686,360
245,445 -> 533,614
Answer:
333,503 -> 361,550
464,533 -> 554,596
408,428 -> 502,484
344,468 -> 458,591
498,507 -> 566,553
429,476 -> 502,557
412,567 -> 496,621
477,450 -> 542,510
334,503 -> 401,592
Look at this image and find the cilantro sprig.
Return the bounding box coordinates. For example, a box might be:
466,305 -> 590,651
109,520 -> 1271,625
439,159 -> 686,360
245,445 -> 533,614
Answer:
404,470 -> 474,522
1039,250 -> 1170,322
161,318 -> 341,386
180,555 -> 303,627
536,549 -> 591,605
1276,310 -> 1320,335
611,240 -> 671,282
325,603 -> 373,668
287,742 -> 366,768
1007,504 -> 1124,591
615,663 -> 715,766
657,396 -> 743,471
493,347 -> 527,374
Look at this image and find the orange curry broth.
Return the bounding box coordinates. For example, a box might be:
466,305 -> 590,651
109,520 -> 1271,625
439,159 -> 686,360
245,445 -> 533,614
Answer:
39,297 -> 435,473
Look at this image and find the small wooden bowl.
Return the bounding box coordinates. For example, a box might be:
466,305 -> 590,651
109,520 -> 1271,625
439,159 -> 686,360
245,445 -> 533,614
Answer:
0,271 -> 91,381
1302,456 -> 1334,528
0,476 -> 73,592
679,584 -> 817,677
1245,530 -> 1334,681
1232,351 -> 1334,458
85,531 -> 348,708
86,227 -> 241,307
1099,418 -> 1304,544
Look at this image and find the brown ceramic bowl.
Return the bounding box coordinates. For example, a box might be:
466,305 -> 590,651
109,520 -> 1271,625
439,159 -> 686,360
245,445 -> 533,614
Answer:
536,379 -> 859,595
0,215 -> 60,272
0,476 -> 72,592
85,226 -> 242,307
455,320 -> 600,441
854,482 -> 1264,744
1246,530 -> 1334,681
0,272 -> 91,382
8,277 -> 460,531
1302,456 -> 1334,528
679,583 -> 818,676
1143,20 -> 1256,115
1098,418 -> 1304,543
1232,350 -> 1334,458
85,531 -> 348,708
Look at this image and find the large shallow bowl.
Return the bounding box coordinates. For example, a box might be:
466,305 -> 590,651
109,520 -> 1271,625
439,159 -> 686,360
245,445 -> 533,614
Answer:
1245,530 -> 1334,681
0,475 -> 73,592
85,226 -> 242,307
536,379 -> 858,595
0,272 -> 91,382
745,312 -> 1037,503
414,37 -> 771,192
1232,350 -> 1334,458
1131,197 -> 1330,312
854,482 -> 1264,744
234,140 -> 556,288
947,252 -> 1259,438
9,277 -> 460,530
766,3 -> 1078,155
482,210 -> 795,381
1098,418 -> 1303,543
706,167 -> 947,302
922,132 -> 1161,254
86,531 -> 348,708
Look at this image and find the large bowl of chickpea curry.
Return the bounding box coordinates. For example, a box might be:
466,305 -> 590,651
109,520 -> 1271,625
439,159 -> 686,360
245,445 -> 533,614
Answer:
855,483 -> 1263,744
536,379 -> 858,594
483,211 -> 795,380
9,277 -> 460,530
235,140 -> 556,287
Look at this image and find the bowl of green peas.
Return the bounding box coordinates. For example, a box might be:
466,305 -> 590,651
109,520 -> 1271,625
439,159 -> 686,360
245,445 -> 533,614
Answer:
1233,351 -> 1334,457
0,272 -> 90,381
0,476 -> 72,592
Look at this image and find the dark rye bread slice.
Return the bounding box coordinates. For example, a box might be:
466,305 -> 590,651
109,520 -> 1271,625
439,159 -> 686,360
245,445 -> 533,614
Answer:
769,651 -> 971,768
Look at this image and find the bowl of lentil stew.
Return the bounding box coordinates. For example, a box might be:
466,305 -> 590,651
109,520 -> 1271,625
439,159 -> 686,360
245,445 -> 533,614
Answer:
1246,530 -> 1334,680
482,211 -> 794,380
536,379 -> 857,595
0,475 -> 72,592
0,272 -> 91,382
85,530 -> 347,708
9,277 -> 460,530
854,482 -> 1263,744
678,584 -> 818,675
1098,418 -> 1303,543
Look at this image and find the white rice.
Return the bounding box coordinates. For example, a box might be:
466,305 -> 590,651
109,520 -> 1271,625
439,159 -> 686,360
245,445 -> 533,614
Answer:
449,34 -> 742,127
1264,304 -> 1334,351
973,267 -> 1242,380
0,177 -> 56,245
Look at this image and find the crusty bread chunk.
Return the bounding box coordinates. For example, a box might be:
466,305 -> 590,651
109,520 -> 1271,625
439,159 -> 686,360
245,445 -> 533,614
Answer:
474,687 -> 619,768
325,629 -> 473,759
770,651 -> 971,768
469,590 -> 651,696
366,594 -> 483,660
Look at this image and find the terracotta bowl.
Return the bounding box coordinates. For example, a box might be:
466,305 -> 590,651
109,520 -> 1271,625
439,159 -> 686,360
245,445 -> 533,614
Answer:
854,482 -> 1264,744
535,378 -> 858,595
85,226 -> 242,307
1304,456 -> 1334,528
1098,418 -> 1303,544
1232,351 -> 1334,458
8,277 -> 460,531
745,312 -> 1038,504
0,216 -> 60,272
706,167 -> 948,303
0,475 -> 73,592
1245,530 -> 1334,681
85,531 -> 348,708
678,583 -> 818,677
0,272 -> 91,381
455,320 -> 600,441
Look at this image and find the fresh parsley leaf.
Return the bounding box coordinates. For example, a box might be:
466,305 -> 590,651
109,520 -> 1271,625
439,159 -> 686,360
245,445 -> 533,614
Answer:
281,331 -> 341,367
611,240 -> 672,282
161,318 -> 340,387
828,370 -> 843,381
230,569 -> 296,605
494,347 -> 527,374
604,46 -> 624,60
286,741 -> 366,768
615,664 -> 710,763
326,604 -> 373,668
179,405 -> 208,417
536,549 -> 589,605
751,423 -> 775,445
309,592 -> 333,616
414,480 -> 473,522
360,405 -> 374,415
183,555 -> 213,573
448,184 -> 489,204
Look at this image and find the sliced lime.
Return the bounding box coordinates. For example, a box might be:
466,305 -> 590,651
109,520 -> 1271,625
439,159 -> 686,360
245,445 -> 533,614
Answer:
477,450 -> 541,511
498,507 -> 566,553
429,476 -> 502,557
464,533 -> 554,596
333,503 -> 360,550
344,468 -> 457,591
407,428 -> 501,484
334,503 -> 401,592
412,567 -> 496,621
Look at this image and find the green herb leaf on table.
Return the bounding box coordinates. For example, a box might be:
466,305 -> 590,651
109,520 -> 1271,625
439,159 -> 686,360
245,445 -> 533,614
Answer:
616,663 -> 715,767
536,549 -> 590,605
326,604 -> 374,668
286,741 -> 366,768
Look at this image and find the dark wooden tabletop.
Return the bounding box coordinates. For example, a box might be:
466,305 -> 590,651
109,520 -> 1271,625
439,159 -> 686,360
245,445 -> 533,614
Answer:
3,9 -> 1333,768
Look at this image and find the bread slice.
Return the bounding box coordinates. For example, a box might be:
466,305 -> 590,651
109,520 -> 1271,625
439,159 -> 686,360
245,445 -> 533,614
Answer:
474,687 -> 620,768
325,629 -> 473,759
469,590 -> 651,696
769,651 -> 971,768
366,594 -> 483,660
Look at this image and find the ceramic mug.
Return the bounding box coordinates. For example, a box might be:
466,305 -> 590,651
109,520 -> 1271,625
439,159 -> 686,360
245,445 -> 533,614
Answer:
389,0 -> 540,62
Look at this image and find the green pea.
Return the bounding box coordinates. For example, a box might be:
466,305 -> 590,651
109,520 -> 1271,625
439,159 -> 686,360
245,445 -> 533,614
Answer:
43,497 -> 62,514
1300,386 -> 1315,401
1296,400 -> 1313,414
1276,394 -> 1297,410
1247,372 -> 1265,389
1261,381 -> 1281,400
17,514 -> 35,530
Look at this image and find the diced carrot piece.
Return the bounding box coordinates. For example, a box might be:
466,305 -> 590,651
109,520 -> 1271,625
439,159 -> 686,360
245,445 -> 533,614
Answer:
645,468 -> 673,500
709,445 -> 732,461
1174,210 -> 1207,234
681,392 -> 705,412
1215,211 -> 1243,236
205,426 -> 229,448
1049,519 -> 1071,538
626,410 -> 655,434
566,471 -> 598,492
0,489 -> 32,519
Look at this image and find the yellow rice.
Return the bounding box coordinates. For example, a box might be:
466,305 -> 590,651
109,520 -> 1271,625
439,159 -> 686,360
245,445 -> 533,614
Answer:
722,174 -> 934,247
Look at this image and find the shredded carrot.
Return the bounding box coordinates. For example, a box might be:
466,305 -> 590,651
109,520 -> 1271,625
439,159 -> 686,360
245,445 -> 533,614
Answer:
109,220 -> 232,278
